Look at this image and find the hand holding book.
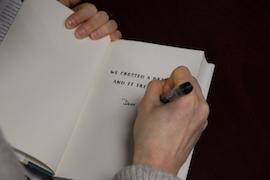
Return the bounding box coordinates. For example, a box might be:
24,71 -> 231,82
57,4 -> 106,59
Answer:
58,0 -> 122,41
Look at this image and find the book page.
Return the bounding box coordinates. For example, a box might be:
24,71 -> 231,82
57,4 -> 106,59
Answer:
0,0 -> 110,173
197,56 -> 215,99
0,0 -> 23,44
56,40 -> 212,179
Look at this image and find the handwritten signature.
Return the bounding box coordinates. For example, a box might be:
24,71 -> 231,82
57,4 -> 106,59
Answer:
122,98 -> 137,106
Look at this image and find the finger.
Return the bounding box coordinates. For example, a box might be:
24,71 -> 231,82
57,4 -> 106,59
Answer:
110,30 -> 122,41
75,11 -> 110,39
89,19 -> 119,40
163,66 -> 206,108
65,3 -> 98,29
139,80 -> 165,111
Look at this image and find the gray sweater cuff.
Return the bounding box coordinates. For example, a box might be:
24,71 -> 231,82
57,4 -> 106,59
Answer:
113,165 -> 180,180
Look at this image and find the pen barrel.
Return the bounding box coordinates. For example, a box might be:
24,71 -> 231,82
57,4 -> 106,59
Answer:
160,82 -> 193,103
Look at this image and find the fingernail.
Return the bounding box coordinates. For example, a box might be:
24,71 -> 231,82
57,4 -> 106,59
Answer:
76,28 -> 86,39
66,18 -> 75,28
90,30 -> 100,40
114,32 -> 121,40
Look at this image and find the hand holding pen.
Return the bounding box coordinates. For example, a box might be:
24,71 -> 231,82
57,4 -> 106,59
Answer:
133,66 -> 209,175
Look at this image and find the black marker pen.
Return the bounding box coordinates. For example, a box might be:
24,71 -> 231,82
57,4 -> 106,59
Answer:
160,82 -> 193,103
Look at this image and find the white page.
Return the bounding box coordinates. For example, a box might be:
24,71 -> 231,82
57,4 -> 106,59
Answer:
0,0 -> 22,44
56,40 -> 210,180
0,0 -> 110,172
197,56 -> 215,99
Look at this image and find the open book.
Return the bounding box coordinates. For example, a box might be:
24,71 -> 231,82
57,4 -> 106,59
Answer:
0,0 -> 214,179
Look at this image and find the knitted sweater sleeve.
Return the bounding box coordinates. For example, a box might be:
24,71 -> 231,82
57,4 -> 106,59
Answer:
113,165 -> 181,180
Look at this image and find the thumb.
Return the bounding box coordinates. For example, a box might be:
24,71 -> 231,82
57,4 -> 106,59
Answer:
163,66 -> 193,94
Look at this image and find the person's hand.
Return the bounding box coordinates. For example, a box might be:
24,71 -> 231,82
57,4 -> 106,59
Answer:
58,0 -> 122,41
133,66 -> 209,175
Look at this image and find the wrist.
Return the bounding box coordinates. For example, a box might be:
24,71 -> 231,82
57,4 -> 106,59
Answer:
132,150 -> 180,176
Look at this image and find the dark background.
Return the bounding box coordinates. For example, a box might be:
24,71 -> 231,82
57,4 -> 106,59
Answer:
83,0 -> 270,179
